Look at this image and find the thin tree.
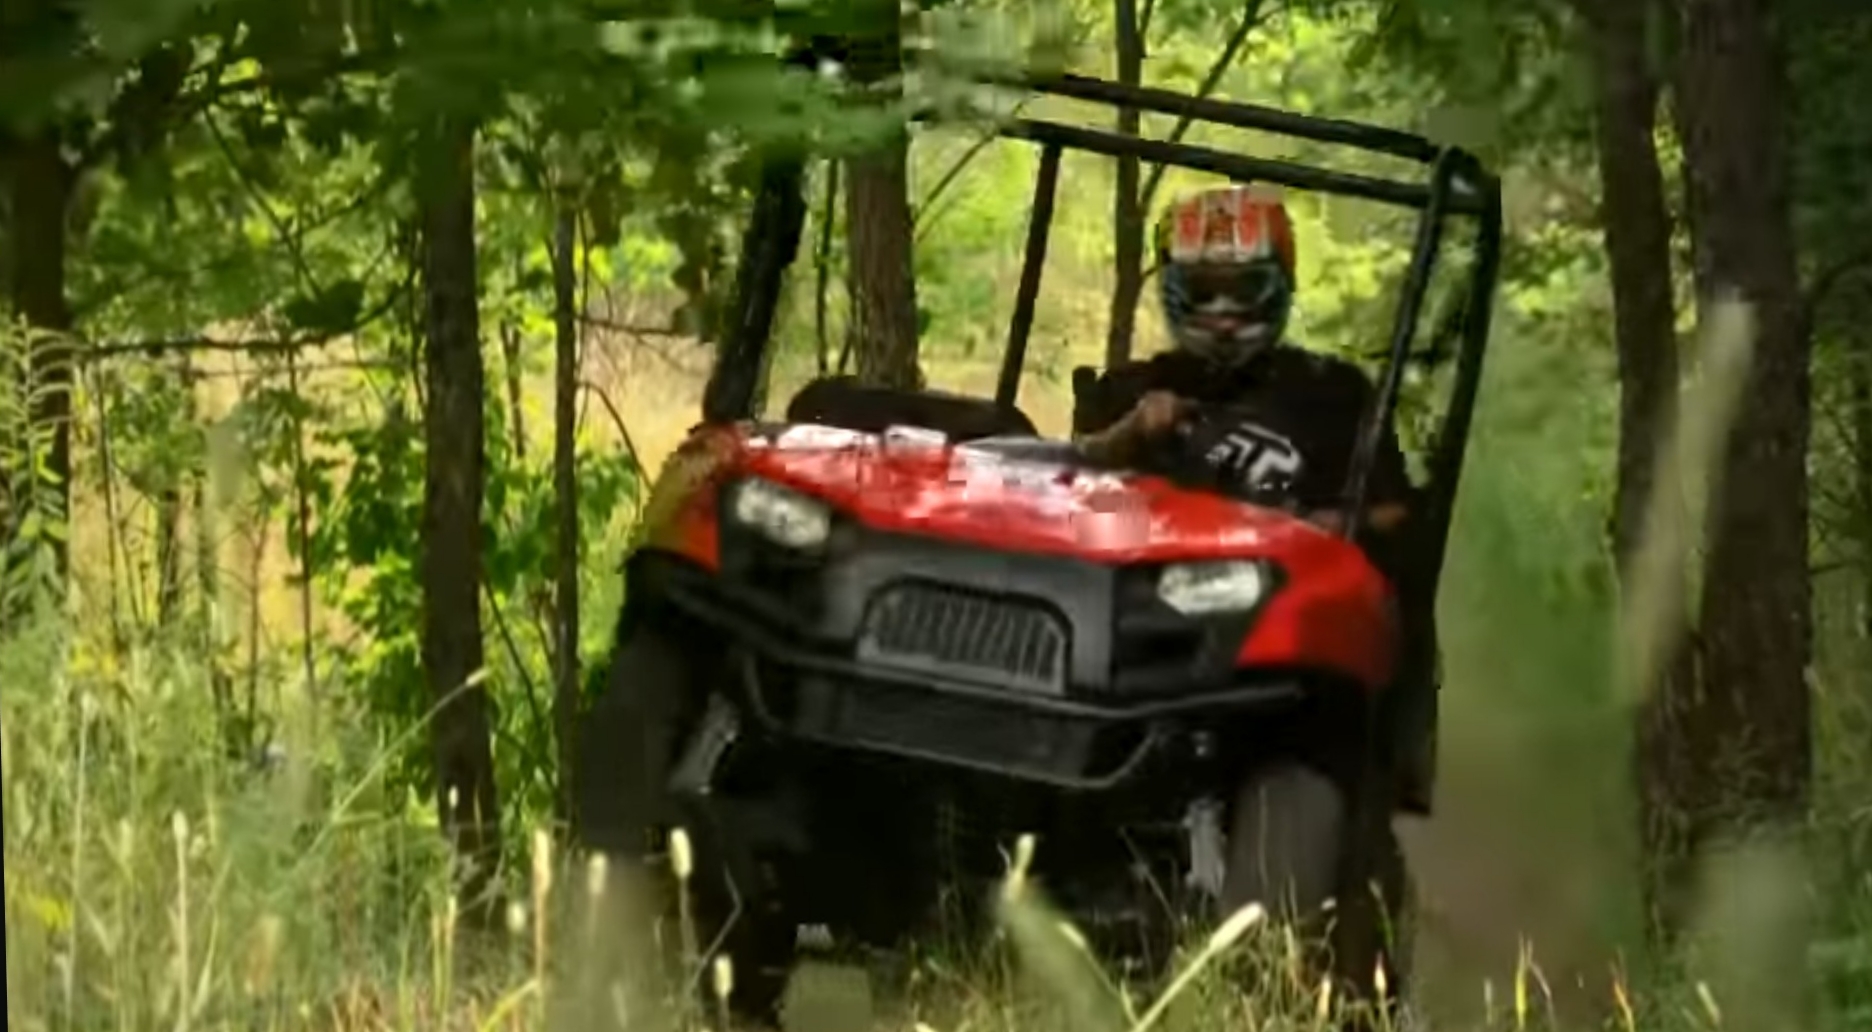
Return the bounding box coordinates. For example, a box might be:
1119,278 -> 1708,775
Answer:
1655,0 -> 1812,956
1105,0 -> 1147,369
551,194 -> 582,824
417,113 -> 505,924
844,0 -> 922,389
1568,0 -> 1697,932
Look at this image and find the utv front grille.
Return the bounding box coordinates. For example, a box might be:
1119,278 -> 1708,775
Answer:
857,582 -> 1068,694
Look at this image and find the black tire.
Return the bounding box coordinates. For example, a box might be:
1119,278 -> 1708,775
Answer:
1219,764 -> 1409,1008
572,628 -> 690,856
1222,764 -> 1346,920
571,626 -> 797,1025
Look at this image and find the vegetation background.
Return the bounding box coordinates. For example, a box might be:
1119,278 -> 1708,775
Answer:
3,0 -> 1870,1029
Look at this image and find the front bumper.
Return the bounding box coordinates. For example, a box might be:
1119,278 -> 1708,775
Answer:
635,521 -> 1310,789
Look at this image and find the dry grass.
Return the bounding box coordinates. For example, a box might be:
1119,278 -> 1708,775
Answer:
0,670 -> 1602,1032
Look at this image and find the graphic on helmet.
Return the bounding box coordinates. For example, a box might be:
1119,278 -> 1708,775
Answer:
1156,186 -> 1296,366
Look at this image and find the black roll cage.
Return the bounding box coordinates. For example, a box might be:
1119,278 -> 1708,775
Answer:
700,68 -> 1502,601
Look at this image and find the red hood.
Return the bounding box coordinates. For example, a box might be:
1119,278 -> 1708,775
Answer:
736,424 -> 1344,565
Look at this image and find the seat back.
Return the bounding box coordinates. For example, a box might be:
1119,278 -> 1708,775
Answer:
784,375 -> 1038,441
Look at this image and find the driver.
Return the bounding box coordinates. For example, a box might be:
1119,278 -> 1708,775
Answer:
1073,184 -> 1412,534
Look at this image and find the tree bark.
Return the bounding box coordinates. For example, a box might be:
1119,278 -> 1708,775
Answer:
816,161 -> 841,375
417,116 -> 504,921
1583,0 -> 1680,569
1572,0 -> 1700,934
1855,343 -> 1872,642
3,127 -> 75,583
1670,0 -> 1811,910
498,321 -> 527,462
844,0 -> 921,390
550,201 -> 581,826
1105,0 -> 1146,368
156,483 -> 183,625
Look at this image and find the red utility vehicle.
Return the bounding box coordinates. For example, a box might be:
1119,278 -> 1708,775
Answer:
574,66 -> 1502,1022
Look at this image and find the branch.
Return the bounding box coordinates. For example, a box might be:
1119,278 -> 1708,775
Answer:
291,171 -> 397,242
913,134 -> 997,242
75,46 -> 196,172
483,580 -> 551,760
81,279 -> 411,363
204,108 -> 319,289
579,379 -> 643,473
188,358 -> 398,378
178,48 -> 393,123
576,315 -> 688,338
83,337 -> 304,361
1139,0 -> 1268,209
912,100 -> 1034,242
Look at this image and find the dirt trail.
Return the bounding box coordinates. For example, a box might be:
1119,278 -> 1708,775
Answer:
1401,815 -> 1620,1026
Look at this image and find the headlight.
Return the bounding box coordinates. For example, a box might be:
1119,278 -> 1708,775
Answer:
1157,560 -> 1271,615
732,478 -> 832,550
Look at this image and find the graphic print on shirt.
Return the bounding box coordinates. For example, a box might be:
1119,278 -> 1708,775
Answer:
1203,420 -> 1304,497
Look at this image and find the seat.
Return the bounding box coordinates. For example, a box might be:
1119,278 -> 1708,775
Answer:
784,375 -> 1038,442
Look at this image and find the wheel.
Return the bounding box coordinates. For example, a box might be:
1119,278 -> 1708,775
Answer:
572,625 -> 797,1025
572,627 -> 690,857
1219,763 -> 1409,1010
1222,764 -> 1344,920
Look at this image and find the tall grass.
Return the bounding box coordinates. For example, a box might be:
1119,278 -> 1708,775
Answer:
5,303 -> 1872,1032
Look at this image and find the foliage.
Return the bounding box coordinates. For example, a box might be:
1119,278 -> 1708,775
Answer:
0,322 -> 69,619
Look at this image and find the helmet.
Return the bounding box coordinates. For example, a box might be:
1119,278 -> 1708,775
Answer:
1154,185 -> 1296,367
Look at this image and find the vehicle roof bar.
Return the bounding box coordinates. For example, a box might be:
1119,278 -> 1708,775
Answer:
703,153 -> 808,424
997,143 -> 1064,411
1417,174 -> 1503,593
1341,149 -> 1459,541
997,117 -> 1485,215
1000,72 -> 1445,166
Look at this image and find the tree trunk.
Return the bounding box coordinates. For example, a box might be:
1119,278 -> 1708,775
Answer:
1574,0 -> 1699,935
1583,0 -> 1680,571
3,127 -> 75,588
1671,0 -> 1811,918
1105,0 -> 1146,368
195,451 -> 221,651
816,161 -> 841,375
550,201 -> 581,825
1854,341 -> 1872,642
498,321 -> 527,462
844,0 -> 921,390
156,483 -> 183,626
157,357 -> 198,631
417,116 -> 504,921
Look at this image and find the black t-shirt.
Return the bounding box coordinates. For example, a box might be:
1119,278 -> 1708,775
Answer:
1071,345 -> 1413,510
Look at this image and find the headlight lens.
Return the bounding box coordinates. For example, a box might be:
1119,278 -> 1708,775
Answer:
732,478 -> 832,550
1157,560 -> 1271,615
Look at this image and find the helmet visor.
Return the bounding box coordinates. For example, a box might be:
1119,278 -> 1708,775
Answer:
1181,261 -> 1288,315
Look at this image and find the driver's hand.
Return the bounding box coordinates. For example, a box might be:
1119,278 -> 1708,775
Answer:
1304,503 -> 1409,534
1305,509 -> 1348,533
1129,391 -> 1192,438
